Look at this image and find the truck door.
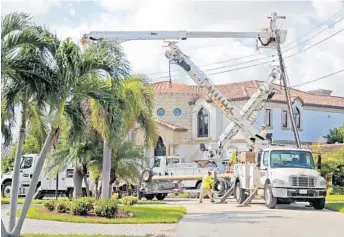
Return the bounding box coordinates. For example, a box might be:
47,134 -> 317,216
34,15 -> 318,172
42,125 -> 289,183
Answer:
19,156 -> 34,195
260,151 -> 269,186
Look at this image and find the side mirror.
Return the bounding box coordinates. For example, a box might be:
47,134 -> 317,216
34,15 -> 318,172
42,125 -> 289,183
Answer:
257,152 -> 262,168
317,153 -> 322,170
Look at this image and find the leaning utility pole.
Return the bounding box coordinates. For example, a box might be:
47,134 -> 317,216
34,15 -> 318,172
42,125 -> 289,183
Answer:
275,25 -> 301,148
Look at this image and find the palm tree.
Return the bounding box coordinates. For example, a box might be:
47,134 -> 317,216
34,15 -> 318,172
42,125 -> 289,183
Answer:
10,37 -> 130,237
1,12 -> 59,234
90,75 -> 158,199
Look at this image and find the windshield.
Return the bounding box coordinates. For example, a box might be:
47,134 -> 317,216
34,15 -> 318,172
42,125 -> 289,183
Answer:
270,150 -> 315,169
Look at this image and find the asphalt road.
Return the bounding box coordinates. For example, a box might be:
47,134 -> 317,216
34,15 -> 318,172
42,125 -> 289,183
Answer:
170,198 -> 343,237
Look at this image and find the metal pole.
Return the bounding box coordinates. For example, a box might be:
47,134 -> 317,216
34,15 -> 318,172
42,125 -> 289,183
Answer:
55,172 -> 59,200
275,29 -> 301,148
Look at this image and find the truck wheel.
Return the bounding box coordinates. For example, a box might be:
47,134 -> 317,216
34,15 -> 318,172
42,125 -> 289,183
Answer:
311,198 -> 325,210
215,179 -> 226,197
264,183 -> 277,209
1,181 -> 12,198
138,191 -> 144,200
141,170 -> 152,182
235,182 -> 247,204
156,193 -> 167,200
145,194 -> 155,200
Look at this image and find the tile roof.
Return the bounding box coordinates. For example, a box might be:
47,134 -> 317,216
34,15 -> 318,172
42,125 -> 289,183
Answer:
217,80 -> 344,109
153,80 -> 344,109
157,120 -> 188,132
151,81 -> 196,92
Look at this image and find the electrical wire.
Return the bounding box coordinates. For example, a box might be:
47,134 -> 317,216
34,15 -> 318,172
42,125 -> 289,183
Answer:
145,9 -> 344,77
291,68 -> 344,88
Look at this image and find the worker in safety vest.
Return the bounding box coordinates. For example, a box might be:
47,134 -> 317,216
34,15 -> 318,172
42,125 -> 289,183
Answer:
199,169 -> 215,203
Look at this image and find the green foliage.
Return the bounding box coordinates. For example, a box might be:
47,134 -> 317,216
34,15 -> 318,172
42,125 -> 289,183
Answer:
1,135 -> 41,173
319,148 -> 344,178
326,124 -> 344,144
325,202 -> 344,213
328,186 -> 344,195
326,194 -> 344,201
94,199 -> 118,218
69,198 -> 93,216
112,193 -> 119,200
55,199 -> 70,213
17,205 -> 186,224
120,196 -> 138,206
43,200 -> 56,211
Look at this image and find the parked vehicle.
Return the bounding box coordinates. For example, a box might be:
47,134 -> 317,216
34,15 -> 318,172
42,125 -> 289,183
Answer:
1,154 -> 91,199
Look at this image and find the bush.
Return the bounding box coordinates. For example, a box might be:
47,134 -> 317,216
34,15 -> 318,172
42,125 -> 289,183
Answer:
94,199 -> 118,218
69,198 -> 93,216
43,200 -> 56,211
112,193 -> 119,200
329,186 -> 344,195
55,199 -> 70,213
120,196 -> 138,206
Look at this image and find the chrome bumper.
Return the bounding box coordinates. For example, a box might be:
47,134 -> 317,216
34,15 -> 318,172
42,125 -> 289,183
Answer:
272,187 -> 327,198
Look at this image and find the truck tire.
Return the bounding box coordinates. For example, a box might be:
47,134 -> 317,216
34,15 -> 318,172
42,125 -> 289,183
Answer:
311,198 -> 325,210
215,179 -> 226,197
138,191 -> 144,200
141,170 -> 152,182
156,193 -> 167,200
145,194 -> 155,200
235,181 -> 247,204
264,183 -> 277,209
1,181 -> 12,198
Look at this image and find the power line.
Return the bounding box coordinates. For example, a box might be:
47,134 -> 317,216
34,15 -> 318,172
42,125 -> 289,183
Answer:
153,25 -> 343,80
291,69 -> 344,88
145,9 -> 344,77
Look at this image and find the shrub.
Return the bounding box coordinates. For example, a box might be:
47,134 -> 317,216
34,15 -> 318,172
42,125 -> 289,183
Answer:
331,186 -> 344,195
112,193 -> 119,200
120,196 -> 138,206
69,198 -> 93,216
43,200 -> 56,211
94,199 -> 118,218
55,199 -> 70,213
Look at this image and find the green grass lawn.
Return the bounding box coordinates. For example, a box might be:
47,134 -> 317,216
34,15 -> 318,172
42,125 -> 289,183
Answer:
1,198 -> 46,205
325,202 -> 344,213
15,205 -> 185,224
136,200 -> 166,205
326,195 -> 344,202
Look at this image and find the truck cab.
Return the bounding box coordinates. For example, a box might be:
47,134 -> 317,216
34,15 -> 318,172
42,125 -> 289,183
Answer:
234,148 -> 327,209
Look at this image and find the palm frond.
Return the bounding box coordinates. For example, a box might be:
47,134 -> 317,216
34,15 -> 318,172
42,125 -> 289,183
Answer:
27,101 -> 48,148
1,12 -> 32,40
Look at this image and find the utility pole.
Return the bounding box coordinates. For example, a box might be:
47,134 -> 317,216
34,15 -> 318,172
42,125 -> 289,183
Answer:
275,28 -> 301,148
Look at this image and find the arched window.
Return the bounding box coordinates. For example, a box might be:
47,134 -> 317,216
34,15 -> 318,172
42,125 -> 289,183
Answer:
197,108 -> 209,137
294,107 -> 301,129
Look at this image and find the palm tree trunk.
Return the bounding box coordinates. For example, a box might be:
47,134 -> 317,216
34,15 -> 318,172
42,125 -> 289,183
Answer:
73,163 -> 83,198
2,219 -> 8,237
10,100 -> 66,237
8,99 -> 28,232
81,164 -> 90,197
101,140 -> 111,199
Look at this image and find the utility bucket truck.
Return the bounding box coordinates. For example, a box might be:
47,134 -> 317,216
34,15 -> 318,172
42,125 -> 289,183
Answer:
1,154 -> 91,199
232,148 -> 327,209
81,13 -> 327,208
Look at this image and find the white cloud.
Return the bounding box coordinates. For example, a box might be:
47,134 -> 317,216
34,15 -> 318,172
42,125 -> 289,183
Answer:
69,8 -> 76,17
1,0 -> 61,16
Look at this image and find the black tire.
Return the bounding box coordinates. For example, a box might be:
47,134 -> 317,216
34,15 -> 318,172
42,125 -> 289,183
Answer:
235,182 -> 247,204
215,179 -> 226,197
196,182 -> 202,199
1,181 -> 12,198
311,198 -> 325,210
145,194 -> 155,200
156,193 -> 167,200
138,191 -> 144,200
264,183 -> 277,209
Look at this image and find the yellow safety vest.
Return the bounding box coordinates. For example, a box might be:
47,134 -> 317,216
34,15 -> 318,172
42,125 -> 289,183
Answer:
229,152 -> 237,164
201,174 -> 213,189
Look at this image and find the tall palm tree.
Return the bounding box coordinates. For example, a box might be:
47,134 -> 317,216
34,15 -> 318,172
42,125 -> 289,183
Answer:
10,38 -> 130,237
90,75 -> 158,198
1,12 -> 59,233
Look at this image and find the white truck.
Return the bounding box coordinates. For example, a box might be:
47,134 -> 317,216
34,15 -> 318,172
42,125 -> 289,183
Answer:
1,154 -> 90,199
232,148 -> 327,210
81,13 -> 328,209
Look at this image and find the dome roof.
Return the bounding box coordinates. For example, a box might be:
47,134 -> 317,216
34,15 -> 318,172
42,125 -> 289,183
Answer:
151,81 -> 195,92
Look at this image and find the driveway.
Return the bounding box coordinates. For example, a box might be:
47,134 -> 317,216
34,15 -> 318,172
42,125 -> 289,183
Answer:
170,198 -> 343,237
